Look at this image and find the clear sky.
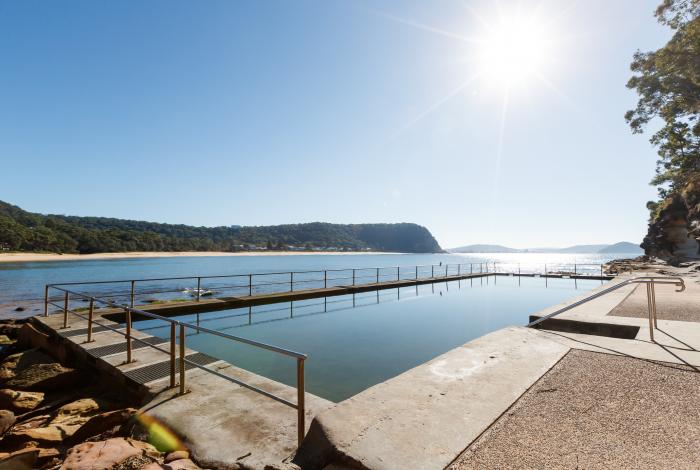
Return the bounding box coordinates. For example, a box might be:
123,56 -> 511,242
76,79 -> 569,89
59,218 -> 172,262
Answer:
0,0 -> 671,248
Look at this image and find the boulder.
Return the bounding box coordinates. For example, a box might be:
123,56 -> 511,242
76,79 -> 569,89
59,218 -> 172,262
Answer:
61,437 -> 160,470
0,349 -> 54,381
0,447 -> 39,470
0,410 -> 15,435
68,408 -> 137,444
0,337 -> 12,346
6,398 -> 109,445
4,363 -> 81,391
142,459 -> 202,470
0,389 -> 44,413
164,450 -> 189,463
17,323 -> 50,351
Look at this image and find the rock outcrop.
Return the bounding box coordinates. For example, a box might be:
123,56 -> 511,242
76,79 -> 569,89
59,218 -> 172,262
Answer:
0,319 -> 207,470
642,175 -> 700,262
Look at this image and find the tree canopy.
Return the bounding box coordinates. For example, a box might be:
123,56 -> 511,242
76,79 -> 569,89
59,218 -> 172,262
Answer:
626,0 -> 700,203
0,200 -> 442,254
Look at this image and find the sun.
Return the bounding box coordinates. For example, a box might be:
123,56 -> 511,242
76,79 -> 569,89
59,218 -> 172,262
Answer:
474,13 -> 556,88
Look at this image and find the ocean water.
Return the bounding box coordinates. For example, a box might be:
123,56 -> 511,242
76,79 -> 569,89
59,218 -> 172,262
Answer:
0,252 -> 625,304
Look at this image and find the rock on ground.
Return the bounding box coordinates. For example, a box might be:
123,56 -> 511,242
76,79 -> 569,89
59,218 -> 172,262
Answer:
0,389 -> 44,413
61,437 -> 161,470
4,363 -> 81,391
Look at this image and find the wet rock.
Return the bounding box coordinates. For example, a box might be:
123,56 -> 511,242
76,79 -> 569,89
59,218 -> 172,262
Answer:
0,349 -> 54,381
0,320 -> 26,339
4,363 -> 81,391
0,410 -> 15,435
13,307 -> 24,312
0,337 -> 12,346
0,389 -> 44,413
61,437 -> 161,470
67,408 -> 137,445
0,447 -> 39,470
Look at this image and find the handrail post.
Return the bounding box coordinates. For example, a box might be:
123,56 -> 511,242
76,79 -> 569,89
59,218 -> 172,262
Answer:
130,280 -> 135,308
179,324 -> 186,395
396,266 -> 400,281
170,323 -> 176,388
376,268 -> 379,284
445,264 -> 448,278
650,279 -> 658,328
352,269 -> 356,286
125,308 -> 132,363
574,264 -> 577,275
470,264 -> 473,275
458,264 -> 461,276
297,357 -> 306,446
44,285 -> 49,317
196,277 -> 201,302
291,272 -> 294,292
646,283 -> 655,342
324,270 -> 327,289
63,291 -> 69,328
415,265 -> 418,280
87,298 -> 94,343
600,265 -> 603,277
249,274 -> 253,296
431,265 -> 434,278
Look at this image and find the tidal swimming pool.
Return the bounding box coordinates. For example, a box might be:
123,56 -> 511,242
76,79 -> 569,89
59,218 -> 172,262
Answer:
136,275 -> 603,402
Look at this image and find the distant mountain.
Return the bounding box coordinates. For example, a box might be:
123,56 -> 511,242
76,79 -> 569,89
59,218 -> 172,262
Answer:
448,242 -> 642,254
449,244 -> 521,253
0,200 -> 442,254
598,242 -> 643,254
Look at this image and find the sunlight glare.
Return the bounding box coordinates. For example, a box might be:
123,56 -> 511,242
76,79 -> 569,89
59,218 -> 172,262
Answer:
475,13 -> 555,88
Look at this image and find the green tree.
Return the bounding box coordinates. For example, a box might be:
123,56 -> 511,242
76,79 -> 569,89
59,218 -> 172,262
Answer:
626,0 -> 700,200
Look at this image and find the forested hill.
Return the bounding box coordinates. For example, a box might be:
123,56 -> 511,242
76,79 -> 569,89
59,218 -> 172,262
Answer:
0,201 -> 442,254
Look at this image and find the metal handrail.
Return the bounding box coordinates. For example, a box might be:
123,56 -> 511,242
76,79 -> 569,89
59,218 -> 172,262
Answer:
46,284 -> 308,446
43,261 -> 610,309
527,276 -> 685,341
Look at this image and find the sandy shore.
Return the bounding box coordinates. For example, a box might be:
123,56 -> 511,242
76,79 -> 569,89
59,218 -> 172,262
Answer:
0,251 -> 382,263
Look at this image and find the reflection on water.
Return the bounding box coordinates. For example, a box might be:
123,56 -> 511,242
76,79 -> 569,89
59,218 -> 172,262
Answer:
137,275 -> 603,402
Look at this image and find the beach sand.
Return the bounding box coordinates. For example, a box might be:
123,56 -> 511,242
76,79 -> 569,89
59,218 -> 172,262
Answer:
0,251 -> 379,263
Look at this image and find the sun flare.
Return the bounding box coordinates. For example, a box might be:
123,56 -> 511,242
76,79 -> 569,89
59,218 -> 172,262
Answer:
474,13 -> 556,88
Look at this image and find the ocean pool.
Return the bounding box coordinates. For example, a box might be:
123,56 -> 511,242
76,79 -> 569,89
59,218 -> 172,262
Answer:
136,275 -> 602,402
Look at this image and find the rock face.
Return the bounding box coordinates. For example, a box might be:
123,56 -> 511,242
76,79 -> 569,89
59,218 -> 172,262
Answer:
4,363 -> 80,391
61,437 -> 160,470
0,389 -> 44,413
643,177 -> 700,261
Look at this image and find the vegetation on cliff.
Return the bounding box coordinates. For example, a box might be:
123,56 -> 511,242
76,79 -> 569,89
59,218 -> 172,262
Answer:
0,200 -> 442,254
626,0 -> 700,257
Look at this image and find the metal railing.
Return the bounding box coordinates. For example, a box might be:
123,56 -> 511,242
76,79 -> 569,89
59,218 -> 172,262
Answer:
527,276 -> 685,341
45,285 -> 309,446
42,262 -> 609,311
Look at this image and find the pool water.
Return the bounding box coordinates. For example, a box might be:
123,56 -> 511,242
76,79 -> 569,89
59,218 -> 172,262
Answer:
137,275 -> 603,402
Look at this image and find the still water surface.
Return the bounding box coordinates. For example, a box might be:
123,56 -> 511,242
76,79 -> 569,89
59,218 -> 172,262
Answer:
138,275 -> 602,402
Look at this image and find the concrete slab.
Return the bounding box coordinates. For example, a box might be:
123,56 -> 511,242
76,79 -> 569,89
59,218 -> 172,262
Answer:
143,362 -> 333,470
608,279 -> 700,322
293,327 -> 570,470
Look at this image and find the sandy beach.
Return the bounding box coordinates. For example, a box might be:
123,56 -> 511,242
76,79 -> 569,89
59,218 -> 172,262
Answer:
0,251 -> 381,263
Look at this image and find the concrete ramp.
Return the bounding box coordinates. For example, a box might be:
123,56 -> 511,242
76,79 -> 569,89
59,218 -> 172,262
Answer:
292,327 -> 569,470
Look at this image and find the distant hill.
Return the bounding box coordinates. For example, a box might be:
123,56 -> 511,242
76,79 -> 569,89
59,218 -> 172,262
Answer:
0,200 -> 442,254
450,244 -> 521,253
598,242 -> 643,254
448,242 -> 642,254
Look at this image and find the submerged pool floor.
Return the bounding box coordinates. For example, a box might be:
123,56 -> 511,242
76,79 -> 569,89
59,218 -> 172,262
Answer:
137,275 -> 603,402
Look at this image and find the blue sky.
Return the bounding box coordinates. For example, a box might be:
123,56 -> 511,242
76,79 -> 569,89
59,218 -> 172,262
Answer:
0,0 -> 670,248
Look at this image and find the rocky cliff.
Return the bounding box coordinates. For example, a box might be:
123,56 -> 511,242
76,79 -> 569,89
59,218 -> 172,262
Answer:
642,174 -> 700,261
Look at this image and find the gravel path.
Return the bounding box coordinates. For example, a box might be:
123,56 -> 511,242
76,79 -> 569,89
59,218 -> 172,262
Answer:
449,349 -> 700,470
